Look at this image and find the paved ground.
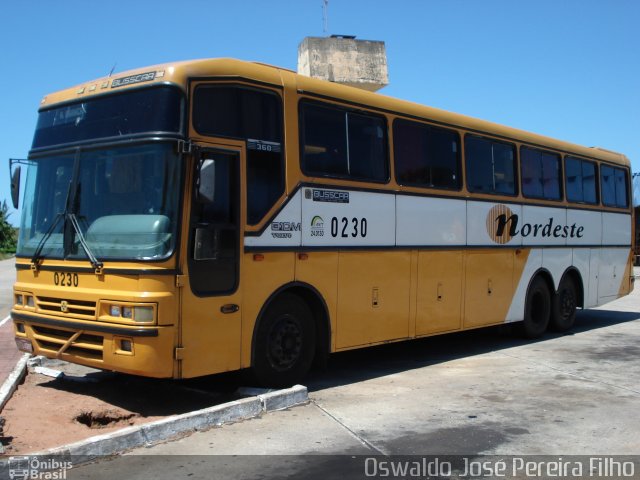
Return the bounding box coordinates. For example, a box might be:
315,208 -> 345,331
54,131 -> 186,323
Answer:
0,259 -> 20,387
66,269 -> 640,479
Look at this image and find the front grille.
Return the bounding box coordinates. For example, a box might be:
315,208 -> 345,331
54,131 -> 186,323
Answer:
36,296 -> 97,320
32,324 -> 104,361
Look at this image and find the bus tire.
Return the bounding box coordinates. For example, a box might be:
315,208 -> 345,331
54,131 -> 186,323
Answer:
520,276 -> 551,339
252,293 -> 316,388
550,276 -> 577,332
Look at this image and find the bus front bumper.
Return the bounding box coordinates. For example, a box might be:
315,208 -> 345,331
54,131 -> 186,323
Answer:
11,311 -> 176,378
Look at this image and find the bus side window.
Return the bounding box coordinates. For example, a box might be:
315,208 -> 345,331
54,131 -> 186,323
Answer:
189,151 -> 239,294
348,112 -> 387,181
614,168 -> 629,207
582,161 -> 598,204
566,156 -> 598,205
192,85 -> 285,225
300,101 -> 389,183
300,103 -> 348,176
465,135 -> 516,195
394,118 -> 461,190
521,146 -> 561,200
601,164 -> 629,208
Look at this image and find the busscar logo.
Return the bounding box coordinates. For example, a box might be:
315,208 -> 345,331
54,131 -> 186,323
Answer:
310,216 -> 325,237
486,205 -> 585,244
312,189 -> 350,203
271,221 -> 301,239
111,71 -> 156,88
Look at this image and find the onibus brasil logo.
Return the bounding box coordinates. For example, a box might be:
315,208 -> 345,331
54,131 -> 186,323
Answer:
486,205 -> 585,245
6,456 -> 72,479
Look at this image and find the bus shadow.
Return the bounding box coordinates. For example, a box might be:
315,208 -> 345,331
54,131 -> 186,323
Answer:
35,369 -> 246,418
34,308 -> 639,414
306,308 -> 640,392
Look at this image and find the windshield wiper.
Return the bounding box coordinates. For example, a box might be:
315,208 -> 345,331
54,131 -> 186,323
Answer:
66,212 -> 103,273
31,175 -> 76,270
30,212 -> 103,272
62,179 -> 103,273
30,213 -> 64,269
31,150 -> 104,273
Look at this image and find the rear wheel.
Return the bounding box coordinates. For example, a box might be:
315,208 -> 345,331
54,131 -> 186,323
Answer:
253,293 -> 316,388
519,276 -> 551,339
550,276 -> 578,332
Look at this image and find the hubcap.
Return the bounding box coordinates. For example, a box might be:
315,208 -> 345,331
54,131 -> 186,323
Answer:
559,288 -> 576,319
267,316 -> 303,371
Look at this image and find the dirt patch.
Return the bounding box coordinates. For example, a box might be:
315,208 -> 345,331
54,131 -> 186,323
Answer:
0,362 -> 243,454
75,410 -> 137,429
0,372 -> 160,454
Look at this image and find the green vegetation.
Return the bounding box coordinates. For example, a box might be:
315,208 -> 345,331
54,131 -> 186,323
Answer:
0,200 -> 17,257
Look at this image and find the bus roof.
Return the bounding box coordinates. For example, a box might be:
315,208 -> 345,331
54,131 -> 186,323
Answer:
39,57 -> 629,167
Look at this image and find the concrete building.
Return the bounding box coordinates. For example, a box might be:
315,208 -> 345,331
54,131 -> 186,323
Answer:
297,35 -> 389,92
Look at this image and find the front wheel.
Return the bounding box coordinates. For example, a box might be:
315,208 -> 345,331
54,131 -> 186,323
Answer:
550,276 -> 578,332
519,276 -> 551,339
252,293 -> 316,388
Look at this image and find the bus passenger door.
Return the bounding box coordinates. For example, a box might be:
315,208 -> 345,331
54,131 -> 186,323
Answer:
181,145 -> 244,377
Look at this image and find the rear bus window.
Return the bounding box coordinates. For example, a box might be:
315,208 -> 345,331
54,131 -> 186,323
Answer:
300,101 -> 388,182
600,164 -> 629,208
565,156 -> 598,204
393,119 -> 461,190
465,135 -> 517,195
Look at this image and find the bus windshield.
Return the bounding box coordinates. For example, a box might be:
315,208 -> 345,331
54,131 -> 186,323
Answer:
17,142 -> 182,262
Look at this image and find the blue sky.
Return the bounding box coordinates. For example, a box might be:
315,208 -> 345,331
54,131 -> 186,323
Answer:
1,0 -> 639,224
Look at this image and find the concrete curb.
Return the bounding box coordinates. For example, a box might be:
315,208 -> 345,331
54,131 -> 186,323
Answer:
259,385 -> 308,412
0,353 -> 30,412
30,384 -> 308,461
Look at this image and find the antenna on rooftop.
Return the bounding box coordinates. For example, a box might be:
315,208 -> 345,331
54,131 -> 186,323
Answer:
108,63 -> 117,78
322,0 -> 329,33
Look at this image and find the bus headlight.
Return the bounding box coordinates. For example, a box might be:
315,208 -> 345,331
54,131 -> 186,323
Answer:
103,303 -> 156,324
14,294 -> 35,309
133,306 -> 154,323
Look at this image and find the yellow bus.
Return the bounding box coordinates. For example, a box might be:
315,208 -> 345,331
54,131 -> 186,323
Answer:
10,58 -> 635,387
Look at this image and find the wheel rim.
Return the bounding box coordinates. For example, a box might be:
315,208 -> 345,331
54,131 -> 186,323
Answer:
267,315 -> 303,372
559,287 -> 576,320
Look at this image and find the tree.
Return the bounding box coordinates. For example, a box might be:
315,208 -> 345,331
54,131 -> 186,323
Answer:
0,200 -> 17,253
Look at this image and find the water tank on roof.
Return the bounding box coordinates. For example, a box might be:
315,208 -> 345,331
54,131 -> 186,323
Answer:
297,35 -> 389,92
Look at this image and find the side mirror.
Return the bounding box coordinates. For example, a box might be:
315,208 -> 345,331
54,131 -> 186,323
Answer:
10,163 -> 21,209
197,159 -> 216,203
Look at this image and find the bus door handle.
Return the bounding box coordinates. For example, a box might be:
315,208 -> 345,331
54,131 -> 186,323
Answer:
220,304 -> 240,314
